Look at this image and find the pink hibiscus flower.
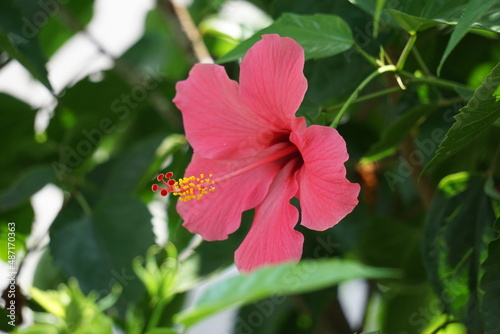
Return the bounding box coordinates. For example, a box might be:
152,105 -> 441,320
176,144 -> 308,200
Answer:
153,34 -> 360,272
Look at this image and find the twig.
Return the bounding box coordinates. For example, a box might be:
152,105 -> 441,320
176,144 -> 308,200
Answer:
323,87 -> 401,112
330,65 -> 397,128
158,0 -> 213,64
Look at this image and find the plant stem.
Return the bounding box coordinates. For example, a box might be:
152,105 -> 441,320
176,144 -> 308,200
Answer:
397,34 -> 417,70
330,65 -> 397,128
76,192 -> 92,216
412,46 -> 431,76
323,87 -> 401,112
399,70 -> 473,92
146,297 -> 171,332
159,0 -> 213,63
353,43 -> 380,67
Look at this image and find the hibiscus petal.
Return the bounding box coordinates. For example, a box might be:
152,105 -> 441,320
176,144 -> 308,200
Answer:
290,125 -> 360,231
239,34 -> 308,130
173,63 -> 269,160
177,145 -> 288,241
235,159 -> 304,272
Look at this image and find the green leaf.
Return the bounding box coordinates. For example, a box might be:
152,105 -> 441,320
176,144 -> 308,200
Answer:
353,0 -> 500,33
49,195 -> 155,313
38,0 -> 95,56
386,9 -> 450,34
379,284 -> 435,334
373,0 -> 387,37
425,62 -> 500,171
30,278 -> 114,334
217,13 -> 353,63
100,135 -> 164,198
362,105 -> 436,163
174,259 -> 398,327
0,93 -> 56,189
0,1 -> 52,90
422,177 -> 497,331
145,329 -> 179,334
438,0 -> 497,74
481,217 -> 500,334
356,216 -> 425,282
0,165 -> 55,210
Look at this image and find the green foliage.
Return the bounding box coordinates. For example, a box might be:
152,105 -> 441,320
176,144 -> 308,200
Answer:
0,165 -> 54,210
423,176 -> 497,331
425,62 -> 500,171
438,0 -> 498,74
0,0 -> 499,333
175,259 -> 398,327
480,217 -> 500,334
0,1 -> 52,90
218,13 -> 353,63
362,105 -> 436,163
24,278 -> 114,334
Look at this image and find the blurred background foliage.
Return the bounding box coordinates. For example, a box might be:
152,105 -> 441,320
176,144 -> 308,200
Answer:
0,0 -> 499,333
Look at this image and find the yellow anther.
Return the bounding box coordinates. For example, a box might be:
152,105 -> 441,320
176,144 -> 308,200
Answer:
173,173 -> 216,202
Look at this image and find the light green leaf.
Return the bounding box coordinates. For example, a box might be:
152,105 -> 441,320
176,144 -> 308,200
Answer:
145,329 -> 179,334
29,278 -> 114,334
174,259 -> 398,327
438,0 -> 498,74
362,105 -> 436,163
217,13 -> 353,63
424,61 -> 500,171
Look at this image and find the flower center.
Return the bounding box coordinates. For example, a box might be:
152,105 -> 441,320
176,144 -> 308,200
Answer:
152,144 -> 298,201
151,172 -> 216,201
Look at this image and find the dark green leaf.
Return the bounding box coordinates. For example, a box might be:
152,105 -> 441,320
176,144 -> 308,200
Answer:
0,165 -> 54,210
379,284 -> 435,334
438,0 -> 498,74
100,135 -> 164,198
356,217 -> 425,282
49,195 -> 155,314
481,217 -> 500,334
235,297 -> 294,334
217,13 -> 353,63
425,62 -> 500,171
0,93 -> 56,189
0,1 -> 52,90
386,9 -> 449,34
423,176 -> 497,331
38,0 -> 95,56
362,105 -> 436,163
174,259 -> 398,327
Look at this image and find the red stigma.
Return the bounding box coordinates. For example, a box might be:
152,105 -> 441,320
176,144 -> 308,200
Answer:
152,172 -> 177,196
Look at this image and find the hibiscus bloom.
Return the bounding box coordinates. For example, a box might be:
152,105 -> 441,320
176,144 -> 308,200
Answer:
153,34 -> 360,272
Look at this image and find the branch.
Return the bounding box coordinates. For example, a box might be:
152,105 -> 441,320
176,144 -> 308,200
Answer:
158,0 -> 212,64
